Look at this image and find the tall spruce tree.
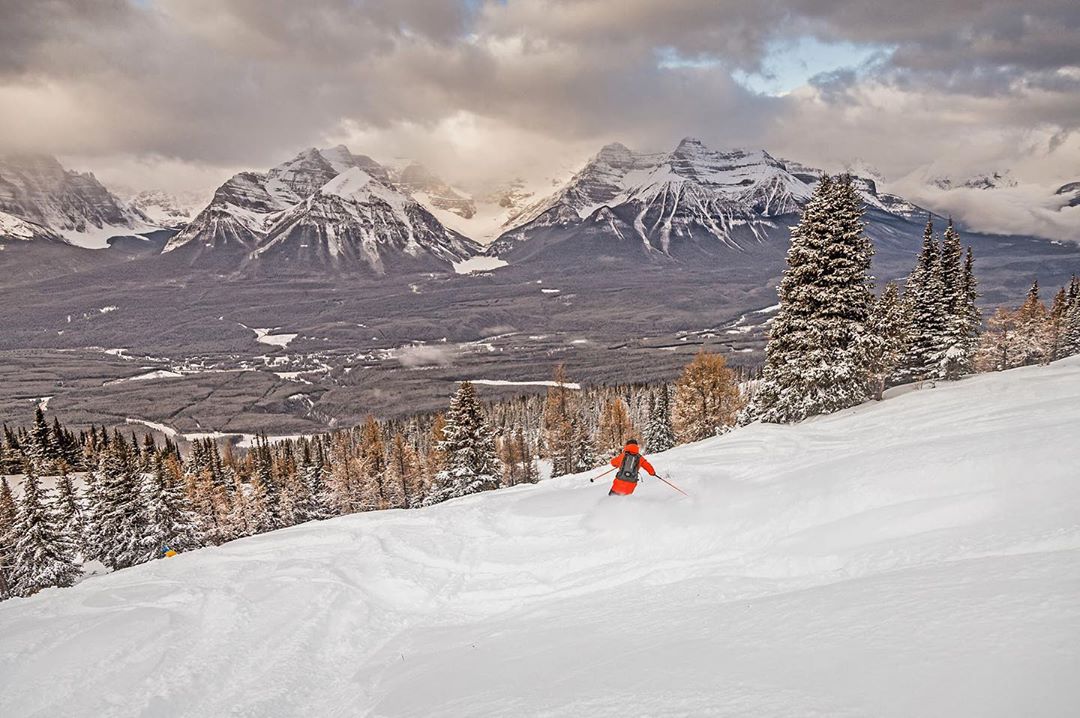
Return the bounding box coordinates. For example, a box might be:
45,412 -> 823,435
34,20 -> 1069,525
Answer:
865,282 -> 908,399
52,470 -> 85,558
643,386 -> 676,453
956,247 -> 981,374
902,216 -> 950,380
143,456 -> 203,556
10,467 -> 81,597
1063,277 -> 1080,357
431,382 -> 501,502
86,435 -> 148,570
753,175 -> 876,423
0,477 -> 17,599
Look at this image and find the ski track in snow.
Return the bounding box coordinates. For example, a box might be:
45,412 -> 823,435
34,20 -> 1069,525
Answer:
4,359 -> 1080,717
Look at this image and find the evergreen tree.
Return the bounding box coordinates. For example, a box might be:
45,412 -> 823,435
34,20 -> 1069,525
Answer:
1048,285 -> 1069,361
431,382 -> 500,502
298,444 -> 332,519
1062,278 -> 1080,358
955,247 -> 981,375
53,470 -> 85,557
643,387 -> 676,453
26,406 -> 55,473
143,456 -> 203,557
85,436 -> 148,570
753,175 -> 875,422
673,351 -> 743,440
0,477 -> 17,599
250,438 -> 282,532
902,216 -> 950,380
10,467 -> 81,597
865,282 -> 908,398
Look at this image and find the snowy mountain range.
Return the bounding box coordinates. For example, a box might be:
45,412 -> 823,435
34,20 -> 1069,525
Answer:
124,189 -> 205,230
0,154 -> 155,249
930,170 -> 1019,191
164,146 -> 479,274
487,137 -> 923,264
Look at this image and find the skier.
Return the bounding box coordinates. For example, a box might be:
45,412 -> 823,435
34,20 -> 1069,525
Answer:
608,439 -> 657,496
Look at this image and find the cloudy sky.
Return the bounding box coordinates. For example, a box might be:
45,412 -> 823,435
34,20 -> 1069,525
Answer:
1,0 -> 1078,237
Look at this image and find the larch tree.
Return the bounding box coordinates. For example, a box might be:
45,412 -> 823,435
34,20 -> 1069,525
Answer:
541,365 -> 577,477
386,431 -> 421,507
595,397 -> 635,458
1015,280 -> 1051,366
752,174 -> 875,423
673,351 -> 743,441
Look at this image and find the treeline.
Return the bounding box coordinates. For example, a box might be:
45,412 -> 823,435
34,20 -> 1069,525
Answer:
749,173 -> 1080,423
0,352 -> 751,599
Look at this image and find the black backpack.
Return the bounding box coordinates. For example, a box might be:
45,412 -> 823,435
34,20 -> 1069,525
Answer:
616,451 -> 642,482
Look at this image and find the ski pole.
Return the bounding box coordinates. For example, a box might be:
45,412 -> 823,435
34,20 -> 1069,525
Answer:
653,474 -> 690,497
589,466 -> 618,483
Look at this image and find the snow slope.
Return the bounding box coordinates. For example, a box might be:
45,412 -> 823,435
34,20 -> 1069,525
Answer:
3,360 -> 1080,717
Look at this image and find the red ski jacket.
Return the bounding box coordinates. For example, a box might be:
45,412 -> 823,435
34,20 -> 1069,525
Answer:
609,444 -> 656,477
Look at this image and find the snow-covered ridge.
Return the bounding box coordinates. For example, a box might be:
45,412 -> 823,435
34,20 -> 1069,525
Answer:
165,147 -> 479,272
0,154 -> 155,248
3,359 -> 1078,715
491,137 -> 925,258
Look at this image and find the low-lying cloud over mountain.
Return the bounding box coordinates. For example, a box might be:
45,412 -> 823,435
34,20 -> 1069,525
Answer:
1,1 -> 1077,239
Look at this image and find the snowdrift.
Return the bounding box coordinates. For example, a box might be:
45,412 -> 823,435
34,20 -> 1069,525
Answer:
3,360 -> 1080,717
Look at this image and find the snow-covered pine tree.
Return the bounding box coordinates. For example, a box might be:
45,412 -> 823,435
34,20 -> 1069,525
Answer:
1063,277 -> 1080,358
865,282 -> 908,398
902,216 -> 950,381
751,175 -> 875,423
1048,285 -> 1069,361
52,469 -> 85,558
85,435 -> 149,570
956,247 -> 981,375
249,438 -> 282,533
26,407 -> 55,473
142,456 -> 203,557
431,382 -> 501,502
643,386 -> 676,453
298,443 -> 333,518
938,219 -> 970,379
0,477 -> 17,599
10,467 -> 81,597
673,351 -> 743,439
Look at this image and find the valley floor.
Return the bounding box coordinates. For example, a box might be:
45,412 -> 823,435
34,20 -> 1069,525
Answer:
2,359 -> 1080,717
